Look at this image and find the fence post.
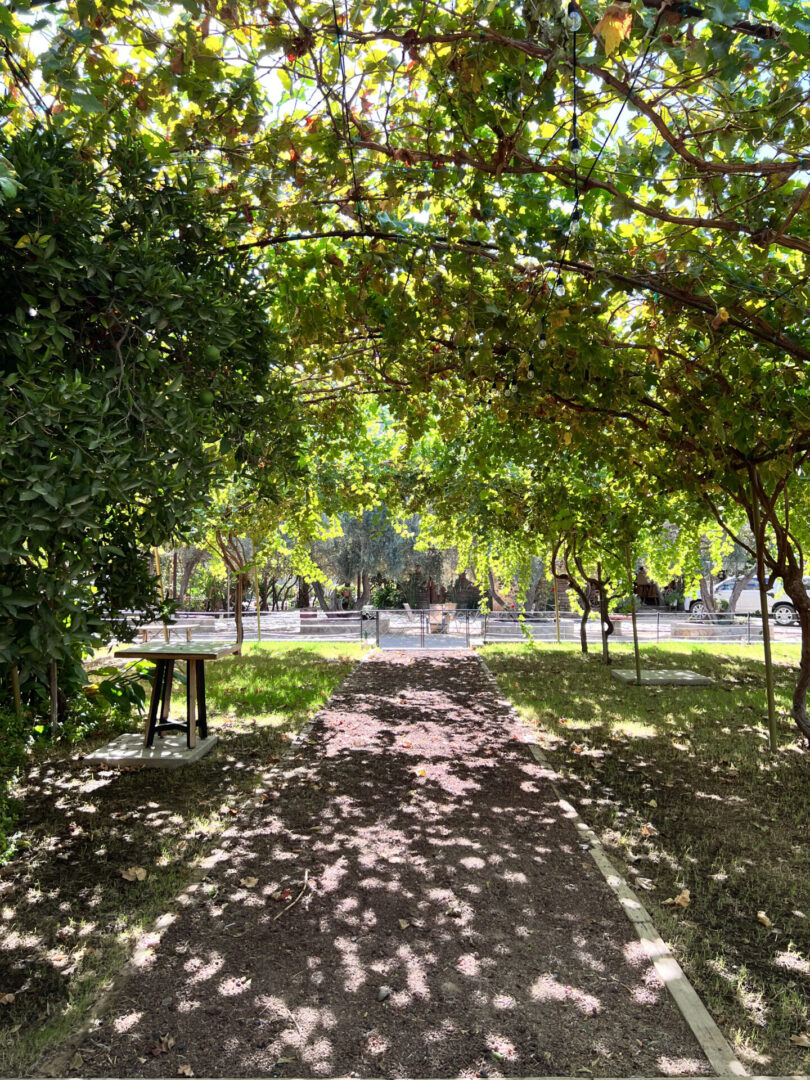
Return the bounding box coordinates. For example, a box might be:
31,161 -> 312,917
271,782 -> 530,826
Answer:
747,613 -> 751,645
656,609 -> 660,643
375,610 -> 380,648
359,611 -> 363,643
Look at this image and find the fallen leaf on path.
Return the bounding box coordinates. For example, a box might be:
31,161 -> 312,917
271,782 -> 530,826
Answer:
0,994 -> 14,1005
790,1033 -> 810,1048
757,911 -> 773,927
121,867 -> 147,882
662,888 -> 691,908
149,1034 -> 175,1057
635,878 -> 655,891
70,1052 -> 83,1070
240,877 -> 259,888
177,1065 -> 194,1076
640,823 -> 658,837
398,919 -> 410,930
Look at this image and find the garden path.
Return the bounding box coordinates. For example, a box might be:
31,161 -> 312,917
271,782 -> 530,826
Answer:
63,651 -> 711,1078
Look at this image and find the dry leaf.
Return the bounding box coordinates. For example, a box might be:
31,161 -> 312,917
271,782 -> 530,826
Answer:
121,866 -> 147,882
398,919 -> 410,930
635,877 -> 655,891
647,346 -> 661,367
177,1065 -> 194,1077
594,3 -> 633,54
240,877 -> 259,888
0,993 -> 15,1005
149,1033 -> 175,1057
70,1052 -> 83,1070
662,888 -> 691,908
757,910 -> 773,928
711,306 -> 730,330
790,1033 -> 810,1048
647,799 -> 658,808
640,823 -> 658,837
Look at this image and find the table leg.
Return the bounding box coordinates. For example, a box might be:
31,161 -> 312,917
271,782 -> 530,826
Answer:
144,661 -> 168,747
186,659 -> 197,749
159,659 -> 174,731
196,660 -> 208,740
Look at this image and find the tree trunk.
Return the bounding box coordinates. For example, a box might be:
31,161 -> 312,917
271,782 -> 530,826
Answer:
780,566 -> 810,745
597,563 -> 613,665
312,580 -> 328,611
727,568 -> 756,613
234,571 -> 246,648
354,570 -> 371,610
297,577 -> 310,609
699,575 -> 716,616
177,551 -> 205,606
488,568 -> 506,610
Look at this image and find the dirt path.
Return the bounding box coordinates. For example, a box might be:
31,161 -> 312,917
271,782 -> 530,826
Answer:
59,652 -> 710,1078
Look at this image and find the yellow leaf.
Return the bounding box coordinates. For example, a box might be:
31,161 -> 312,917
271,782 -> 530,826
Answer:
711,306 -> 730,330
121,866 -> 147,882
0,993 -> 15,1005
548,308 -> 570,330
178,1065 -> 194,1076
398,919 -> 410,930
240,877 -> 259,888
790,1033 -> 810,1048
663,888 -> 691,908
594,3 -> 633,56
757,910 -> 772,927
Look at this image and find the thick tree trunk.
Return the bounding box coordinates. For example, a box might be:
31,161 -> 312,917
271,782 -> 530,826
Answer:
781,566 -> 810,745
488,568 -> 506,610
177,551 -> 205,605
727,568 -> 756,613
699,575 -> 716,616
353,570 -> 371,610
312,581 -> 329,611
297,577 -> 310,608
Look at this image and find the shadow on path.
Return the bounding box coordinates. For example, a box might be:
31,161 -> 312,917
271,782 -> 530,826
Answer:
67,652 -> 710,1078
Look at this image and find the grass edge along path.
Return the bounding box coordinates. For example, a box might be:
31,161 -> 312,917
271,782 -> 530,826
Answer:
0,642 -> 367,1079
482,642 -> 810,1077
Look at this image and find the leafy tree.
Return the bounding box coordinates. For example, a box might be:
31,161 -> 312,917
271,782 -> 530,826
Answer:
0,128 -> 298,725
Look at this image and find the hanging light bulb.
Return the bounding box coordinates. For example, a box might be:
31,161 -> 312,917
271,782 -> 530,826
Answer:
539,328 -> 548,349
527,366 -> 536,379
554,275 -> 566,297
569,136 -> 582,166
566,2 -> 582,30
570,207 -> 581,235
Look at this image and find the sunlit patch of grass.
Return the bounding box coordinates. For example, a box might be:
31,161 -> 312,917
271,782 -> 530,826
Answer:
483,641 -> 810,1075
0,642 -> 365,1077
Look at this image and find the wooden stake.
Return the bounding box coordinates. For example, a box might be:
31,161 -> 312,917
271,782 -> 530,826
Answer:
10,665 -> 22,720
626,543 -> 641,685
552,545 -> 561,644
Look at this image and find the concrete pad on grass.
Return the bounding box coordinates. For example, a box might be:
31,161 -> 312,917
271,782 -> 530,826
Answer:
83,731 -> 218,768
611,668 -> 714,686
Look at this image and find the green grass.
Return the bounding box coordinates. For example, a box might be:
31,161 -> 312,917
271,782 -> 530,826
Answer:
482,641 -> 810,1075
0,642 -> 365,1077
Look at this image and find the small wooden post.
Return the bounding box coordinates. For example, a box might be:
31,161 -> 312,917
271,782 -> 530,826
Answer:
626,543 -> 642,685
552,547 -> 561,644
10,665 -> 22,720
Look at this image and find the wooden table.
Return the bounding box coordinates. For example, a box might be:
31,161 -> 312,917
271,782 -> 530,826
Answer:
114,642 -> 239,749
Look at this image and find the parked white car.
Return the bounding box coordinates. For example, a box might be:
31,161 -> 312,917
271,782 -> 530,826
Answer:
686,578 -> 798,624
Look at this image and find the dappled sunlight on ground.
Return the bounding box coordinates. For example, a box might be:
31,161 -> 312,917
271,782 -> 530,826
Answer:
59,652 -> 708,1078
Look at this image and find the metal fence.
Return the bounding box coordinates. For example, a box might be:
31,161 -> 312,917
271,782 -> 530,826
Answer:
113,607 -> 800,650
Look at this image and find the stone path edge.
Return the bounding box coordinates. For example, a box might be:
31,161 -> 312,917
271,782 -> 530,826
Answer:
35,653 -> 376,1079
475,654 -> 747,1079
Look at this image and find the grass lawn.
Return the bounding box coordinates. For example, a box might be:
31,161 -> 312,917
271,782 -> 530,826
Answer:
0,642 -> 365,1077
482,641 -> 810,1076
